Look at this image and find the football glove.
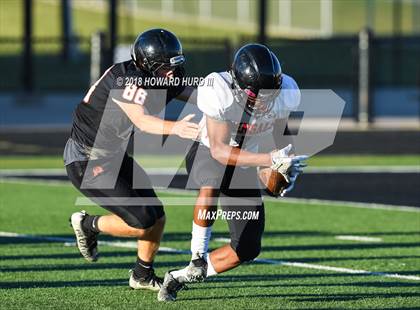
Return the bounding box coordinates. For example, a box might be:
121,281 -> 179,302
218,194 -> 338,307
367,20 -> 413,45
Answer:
280,165 -> 300,197
270,144 -> 308,183
280,158 -> 308,197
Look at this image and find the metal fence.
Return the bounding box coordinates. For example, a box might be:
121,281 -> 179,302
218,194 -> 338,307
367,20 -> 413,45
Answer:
0,33 -> 419,120
0,35 -> 232,92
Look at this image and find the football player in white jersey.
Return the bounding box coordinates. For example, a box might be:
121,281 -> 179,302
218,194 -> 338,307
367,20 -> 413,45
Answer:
158,44 -> 308,301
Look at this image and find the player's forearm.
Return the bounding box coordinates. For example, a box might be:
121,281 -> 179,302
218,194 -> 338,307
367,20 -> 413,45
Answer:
113,99 -> 176,136
210,144 -> 271,167
134,114 -> 175,135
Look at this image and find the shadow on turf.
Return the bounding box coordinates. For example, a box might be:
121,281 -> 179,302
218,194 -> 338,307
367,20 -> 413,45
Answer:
0,251 -> 143,260
2,275 -> 418,291
273,255 -> 420,263
262,242 -> 420,252
0,260 -> 186,273
195,280 -> 420,289
181,292 -> 420,302
0,279 -> 127,289
0,234 -> 138,245
205,273 -> 420,282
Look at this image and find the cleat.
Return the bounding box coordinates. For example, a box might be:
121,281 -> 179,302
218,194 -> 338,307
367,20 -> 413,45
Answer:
69,210 -> 98,262
129,269 -> 162,292
184,256 -> 208,283
158,271 -> 187,302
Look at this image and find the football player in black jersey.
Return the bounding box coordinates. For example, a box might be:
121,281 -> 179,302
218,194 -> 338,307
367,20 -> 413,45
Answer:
65,29 -> 198,291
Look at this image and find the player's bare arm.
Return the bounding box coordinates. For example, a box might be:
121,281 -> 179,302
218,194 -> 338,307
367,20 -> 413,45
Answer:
206,115 -> 271,167
114,99 -> 199,140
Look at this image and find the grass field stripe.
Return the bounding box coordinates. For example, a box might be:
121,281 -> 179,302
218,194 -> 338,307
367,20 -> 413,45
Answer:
1,179 -> 419,212
335,235 -> 383,242
0,231 -> 189,255
1,165 -> 419,175
0,169 -> 66,176
160,188 -> 420,212
63,241 -> 189,254
0,178 -> 70,187
304,166 -> 420,173
0,231 -> 76,243
255,258 -> 420,281
264,197 -> 420,212
1,231 -> 419,282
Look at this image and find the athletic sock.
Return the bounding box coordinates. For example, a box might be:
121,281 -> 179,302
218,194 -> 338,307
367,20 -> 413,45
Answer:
81,215 -> 100,234
133,257 -> 153,280
190,221 -> 212,260
204,253 -> 218,277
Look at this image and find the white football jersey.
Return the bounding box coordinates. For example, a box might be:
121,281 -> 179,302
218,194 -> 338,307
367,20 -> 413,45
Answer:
197,71 -> 300,152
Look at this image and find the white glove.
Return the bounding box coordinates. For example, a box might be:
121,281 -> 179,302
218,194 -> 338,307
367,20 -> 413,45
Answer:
270,144 -> 308,183
280,165 -> 300,197
280,158 -> 308,197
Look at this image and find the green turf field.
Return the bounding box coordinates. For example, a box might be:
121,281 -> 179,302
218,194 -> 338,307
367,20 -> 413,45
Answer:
0,180 -> 419,309
0,154 -> 419,170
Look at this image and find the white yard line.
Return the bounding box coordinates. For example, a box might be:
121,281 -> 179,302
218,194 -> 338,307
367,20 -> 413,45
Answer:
254,258 -> 420,281
1,231 -> 419,282
335,235 -> 383,242
217,236 -> 384,244
214,237 -> 232,243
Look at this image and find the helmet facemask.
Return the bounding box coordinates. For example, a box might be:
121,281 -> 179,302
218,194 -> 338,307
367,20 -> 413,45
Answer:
140,55 -> 185,78
149,55 -> 186,78
231,71 -> 282,117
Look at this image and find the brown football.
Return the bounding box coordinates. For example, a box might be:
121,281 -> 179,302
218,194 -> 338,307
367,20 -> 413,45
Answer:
258,167 -> 289,197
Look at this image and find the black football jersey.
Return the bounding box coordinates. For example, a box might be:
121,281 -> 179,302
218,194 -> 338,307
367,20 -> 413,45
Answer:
70,60 -> 184,157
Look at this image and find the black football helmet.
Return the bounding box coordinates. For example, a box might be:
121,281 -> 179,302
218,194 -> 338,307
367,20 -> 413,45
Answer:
131,28 -> 185,78
230,43 -> 282,116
